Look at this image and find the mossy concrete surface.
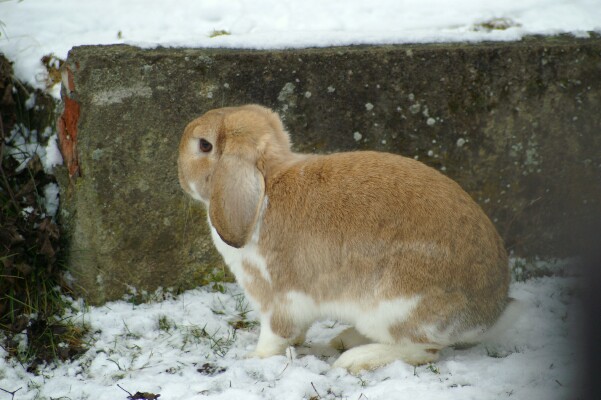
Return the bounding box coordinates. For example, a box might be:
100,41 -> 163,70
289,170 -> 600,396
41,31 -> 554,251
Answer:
59,36 -> 601,304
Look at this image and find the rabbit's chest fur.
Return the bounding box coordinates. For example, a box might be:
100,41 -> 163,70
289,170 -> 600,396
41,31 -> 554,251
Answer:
209,223 -> 271,290
208,199 -> 272,300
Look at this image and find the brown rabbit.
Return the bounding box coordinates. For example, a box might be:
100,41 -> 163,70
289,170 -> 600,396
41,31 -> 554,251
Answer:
178,104 -> 510,373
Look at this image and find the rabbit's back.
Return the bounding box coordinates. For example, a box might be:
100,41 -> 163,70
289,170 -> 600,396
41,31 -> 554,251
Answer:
257,151 -> 509,338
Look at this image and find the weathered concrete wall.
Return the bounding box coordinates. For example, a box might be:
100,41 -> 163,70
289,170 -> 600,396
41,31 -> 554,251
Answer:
59,35 -> 601,304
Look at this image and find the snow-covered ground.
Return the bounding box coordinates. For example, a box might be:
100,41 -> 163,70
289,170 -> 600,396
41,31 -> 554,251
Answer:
0,260 -> 585,400
1,1 -> 595,399
1,0 -> 600,97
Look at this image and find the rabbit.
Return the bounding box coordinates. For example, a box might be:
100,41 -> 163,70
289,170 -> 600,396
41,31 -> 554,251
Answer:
177,104 -> 510,373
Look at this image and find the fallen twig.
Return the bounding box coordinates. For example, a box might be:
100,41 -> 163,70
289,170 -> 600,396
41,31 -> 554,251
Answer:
117,384 -> 161,400
310,382 -> 321,399
0,387 -> 22,400
117,384 -> 133,397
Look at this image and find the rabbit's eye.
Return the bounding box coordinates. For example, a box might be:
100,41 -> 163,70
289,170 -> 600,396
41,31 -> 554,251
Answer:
199,138 -> 213,153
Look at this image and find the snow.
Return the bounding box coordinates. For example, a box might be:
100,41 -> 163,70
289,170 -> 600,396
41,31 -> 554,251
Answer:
4,123 -> 62,173
24,93 -> 36,110
0,260 -> 585,399
42,133 -> 63,172
1,0 -> 600,95
43,182 -> 60,218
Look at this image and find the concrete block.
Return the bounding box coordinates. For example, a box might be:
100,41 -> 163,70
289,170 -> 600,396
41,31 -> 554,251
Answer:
58,35 -> 601,304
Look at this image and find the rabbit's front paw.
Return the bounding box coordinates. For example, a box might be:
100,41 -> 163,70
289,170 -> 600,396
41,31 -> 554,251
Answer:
245,343 -> 288,359
246,321 -> 290,358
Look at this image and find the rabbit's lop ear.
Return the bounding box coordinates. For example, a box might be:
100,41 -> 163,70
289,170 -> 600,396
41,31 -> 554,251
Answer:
209,153 -> 265,248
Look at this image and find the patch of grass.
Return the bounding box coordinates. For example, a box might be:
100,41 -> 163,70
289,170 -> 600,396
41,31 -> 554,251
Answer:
228,319 -> 258,330
182,324 -> 210,345
157,315 -> 174,333
124,286 -> 177,306
511,258 -> 558,282
485,346 -> 520,359
201,267 -> 228,293
209,29 -> 231,38
232,292 -> 251,318
426,363 -> 440,374
356,375 -> 369,388
228,292 -> 258,330
205,327 -> 237,358
120,320 -> 141,341
472,18 -> 521,32
181,324 -> 237,357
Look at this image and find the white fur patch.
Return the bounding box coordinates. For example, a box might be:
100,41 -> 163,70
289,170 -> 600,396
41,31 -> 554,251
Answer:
333,342 -> 440,373
420,321 -> 487,345
212,233 -> 271,284
479,299 -> 524,343
209,196 -> 271,306
247,311 -> 290,358
284,291 -> 421,344
188,181 -> 206,203
188,138 -> 198,155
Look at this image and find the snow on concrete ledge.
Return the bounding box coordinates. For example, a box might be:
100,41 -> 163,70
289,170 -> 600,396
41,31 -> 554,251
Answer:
1,0 -> 601,93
